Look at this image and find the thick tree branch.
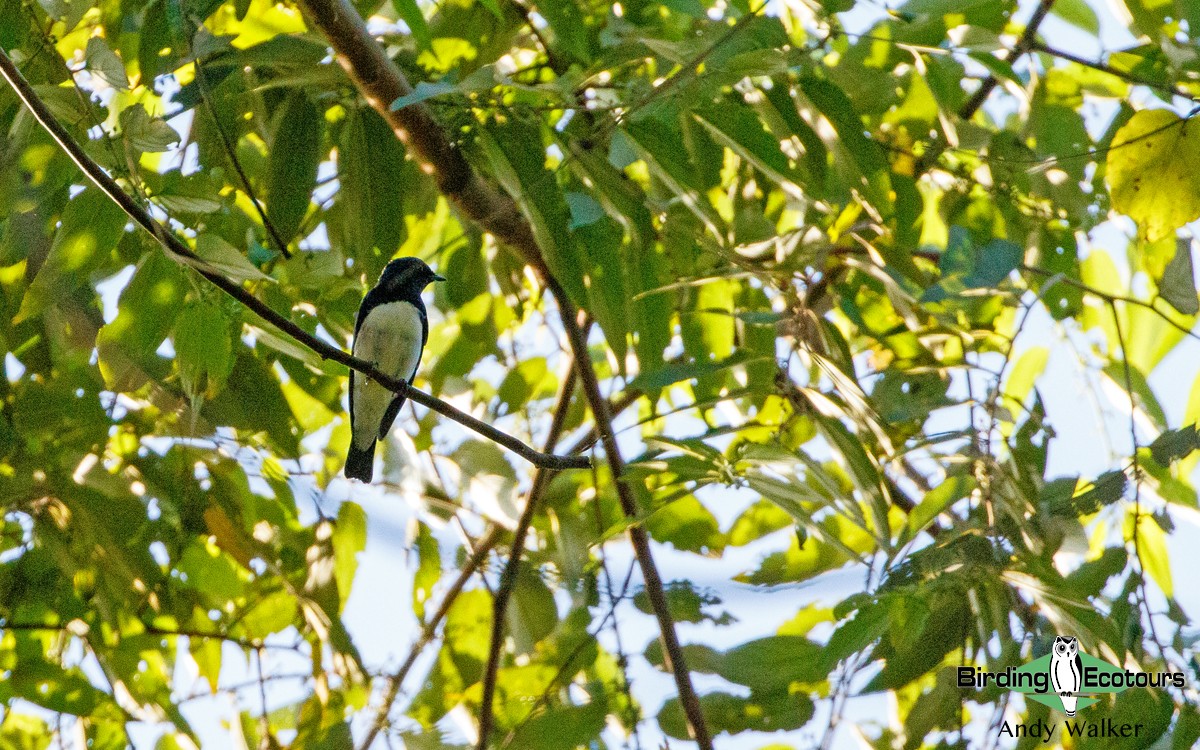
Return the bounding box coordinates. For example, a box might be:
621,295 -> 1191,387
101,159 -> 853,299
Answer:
249,0 -> 715,743
294,0 -> 545,274
0,47 -> 587,473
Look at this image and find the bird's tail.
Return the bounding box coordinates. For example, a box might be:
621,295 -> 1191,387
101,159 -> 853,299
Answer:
344,442 -> 376,483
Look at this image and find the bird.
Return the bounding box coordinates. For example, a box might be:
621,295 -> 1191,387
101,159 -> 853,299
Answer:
344,257 -> 444,483
1049,635 -> 1082,717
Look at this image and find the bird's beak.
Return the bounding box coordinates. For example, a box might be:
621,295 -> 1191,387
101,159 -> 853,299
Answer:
432,273 -> 446,282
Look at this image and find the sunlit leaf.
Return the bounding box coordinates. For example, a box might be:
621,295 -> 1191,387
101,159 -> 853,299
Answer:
1107,109 -> 1200,242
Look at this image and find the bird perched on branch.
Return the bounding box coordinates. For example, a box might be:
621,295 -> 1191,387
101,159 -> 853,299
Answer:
345,257 -> 444,483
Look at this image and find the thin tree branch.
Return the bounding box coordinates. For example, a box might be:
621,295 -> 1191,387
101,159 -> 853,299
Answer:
1022,265 -> 1200,343
355,524 -> 502,750
0,47 -> 588,473
958,0 -> 1056,121
0,619 -> 296,652
194,60 -> 292,257
1030,41 -> 1194,102
558,311 -> 713,749
269,0 -> 714,742
477,361 -> 577,747
1109,300 -> 1167,658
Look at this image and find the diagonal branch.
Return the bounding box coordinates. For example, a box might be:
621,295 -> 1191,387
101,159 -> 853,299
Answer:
289,0 -> 714,745
477,360 -> 577,748
1030,41 -> 1194,102
356,524 -> 502,750
0,48 -> 587,473
958,0 -> 1056,120
194,60 -> 292,258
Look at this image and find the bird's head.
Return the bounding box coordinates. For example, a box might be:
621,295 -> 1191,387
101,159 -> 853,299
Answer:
377,257 -> 445,299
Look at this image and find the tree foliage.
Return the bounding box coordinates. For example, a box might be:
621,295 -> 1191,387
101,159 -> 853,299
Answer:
2,0 -> 1200,746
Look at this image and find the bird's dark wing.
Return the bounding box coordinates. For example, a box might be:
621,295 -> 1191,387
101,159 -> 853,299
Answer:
377,303 -> 428,440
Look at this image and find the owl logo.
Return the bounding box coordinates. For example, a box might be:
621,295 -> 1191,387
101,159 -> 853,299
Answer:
1050,635 -> 1083,716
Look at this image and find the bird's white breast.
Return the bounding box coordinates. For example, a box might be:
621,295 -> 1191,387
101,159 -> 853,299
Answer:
351,301 -> 424,449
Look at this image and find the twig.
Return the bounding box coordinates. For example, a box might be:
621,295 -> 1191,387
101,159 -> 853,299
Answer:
293,0 -> 714,743
0,619 -> 293,652
1022,265 -> 1200,343
194,60 -> 292,257
0,47 -> 588,473
559,310 -> 714,749
477,363 -> 577,748
355,525 -> 502,750
1109,301 -> 1166,656
498,561 -> 638,749
958,0 -> 1056,120
1030,41 -> 1194,102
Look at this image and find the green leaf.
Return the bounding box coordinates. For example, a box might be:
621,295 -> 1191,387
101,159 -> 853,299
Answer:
576,216 -> 630,370
120,105 -> 180,152
906,474 -> 973,536
178,539 -> 244,600
194,234 -> 272,283
1149,425 -> 1200,466
496,358 -> 554,414
443,589 -> 492,684
412,523 -> 440,620
564,192 -> 604,229
477,122 -> 588,308
174,301 -> 234,404
533,0 -> 591,64
1158,237 -> 1199,315
17,188 -> 127,324
1051,0 -> 1100,33
392,0 -> 432,50
1003,346 -> 1049,407
728,499 -> 793,546
506,701 -> 607,750
96,251 -> 186,391
85,36 -> 130,89
1132,511 -> 1173,597
267,92 -> 322,244
1173,703 -> 1200,750
202,351 -> 300,454
719,636 -> 829,690
694,105 -> 797,189
190,637 -> 222,695
644,495 -> 725,554
240,590 -> 300,637
336,107 -> 410,266
799,76 -> 892,212
506,567 -> 558,653
333,501 -> 367,612
658,691 -> 813,739
633,581 -> 733,625
390,80 -> 459,111
681,278 -> 736,364
1107,109 -> 1200,242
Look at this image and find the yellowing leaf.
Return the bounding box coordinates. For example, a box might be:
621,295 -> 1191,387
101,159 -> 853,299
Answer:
1107,109 -> 1200,242
1003,346 -> 1049,408
1131,512 -> 1173,598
